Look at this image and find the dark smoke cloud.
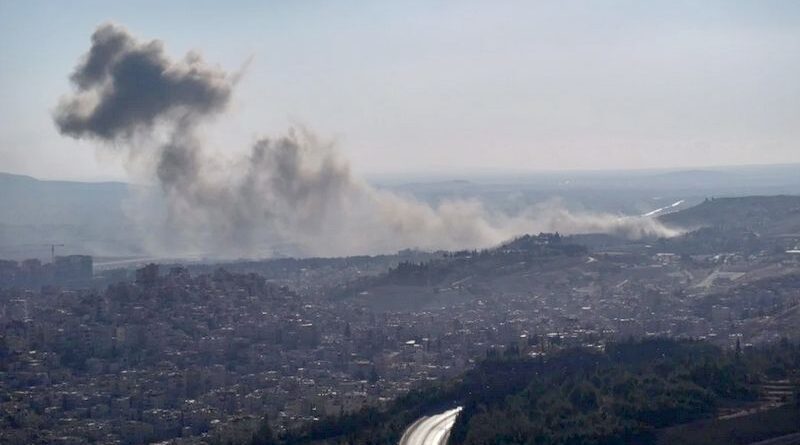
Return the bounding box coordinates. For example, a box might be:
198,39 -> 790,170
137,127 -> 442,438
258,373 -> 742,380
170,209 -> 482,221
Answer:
54,23 -> 231,140
55,24 -> 681,258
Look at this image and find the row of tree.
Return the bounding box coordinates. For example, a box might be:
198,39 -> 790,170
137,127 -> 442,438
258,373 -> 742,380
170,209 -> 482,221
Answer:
234,338 -> 800,445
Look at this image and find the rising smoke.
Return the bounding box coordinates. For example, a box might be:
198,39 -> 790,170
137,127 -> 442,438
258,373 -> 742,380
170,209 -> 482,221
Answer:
54,24 -> 680,258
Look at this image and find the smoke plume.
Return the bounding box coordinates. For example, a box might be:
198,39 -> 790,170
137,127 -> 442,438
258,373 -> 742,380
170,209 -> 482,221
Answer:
55,24 -> 680,258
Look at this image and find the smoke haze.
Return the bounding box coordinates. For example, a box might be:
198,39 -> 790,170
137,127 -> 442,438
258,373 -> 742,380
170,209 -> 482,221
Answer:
54,24 -> 680,258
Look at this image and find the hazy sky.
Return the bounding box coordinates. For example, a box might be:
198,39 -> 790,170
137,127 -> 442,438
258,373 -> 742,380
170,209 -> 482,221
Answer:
1,0 -> 799,181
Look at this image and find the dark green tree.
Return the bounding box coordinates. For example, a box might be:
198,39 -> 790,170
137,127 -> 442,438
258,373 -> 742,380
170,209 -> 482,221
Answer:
251,415 -> 276,445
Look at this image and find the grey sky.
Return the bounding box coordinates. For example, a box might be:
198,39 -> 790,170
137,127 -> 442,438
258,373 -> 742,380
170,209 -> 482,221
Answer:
1,0 -> 799,181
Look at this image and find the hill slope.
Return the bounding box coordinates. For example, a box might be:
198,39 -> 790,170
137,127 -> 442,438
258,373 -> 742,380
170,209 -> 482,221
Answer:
0,172 -> 141,258
659,195 -> 800,235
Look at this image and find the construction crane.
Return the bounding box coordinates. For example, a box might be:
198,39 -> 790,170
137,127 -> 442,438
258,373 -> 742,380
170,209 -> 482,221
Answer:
45,243 -> 65,263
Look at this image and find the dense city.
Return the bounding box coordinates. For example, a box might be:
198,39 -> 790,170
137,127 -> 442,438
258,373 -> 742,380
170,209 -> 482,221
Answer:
3,202 -> 800,444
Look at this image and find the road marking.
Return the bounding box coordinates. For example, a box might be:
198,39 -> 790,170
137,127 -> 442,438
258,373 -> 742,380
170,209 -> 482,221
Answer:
399,407 -> 462,445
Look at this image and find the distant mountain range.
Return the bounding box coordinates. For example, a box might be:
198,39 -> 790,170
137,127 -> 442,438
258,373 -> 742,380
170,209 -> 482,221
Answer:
0,172 -> 129,225
660,195 -> 800,235
2,164 -> 800,260
0,172 -> 140,259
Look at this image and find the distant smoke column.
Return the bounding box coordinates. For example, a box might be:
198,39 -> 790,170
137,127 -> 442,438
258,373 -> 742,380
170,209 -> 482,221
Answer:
54,23 -> 682,257
54,23 -> 232,140
53,22 -> 232,209
52,23 -> 240,252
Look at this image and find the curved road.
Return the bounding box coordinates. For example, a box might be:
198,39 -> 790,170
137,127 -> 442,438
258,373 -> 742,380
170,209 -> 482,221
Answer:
399,407 -> 463,445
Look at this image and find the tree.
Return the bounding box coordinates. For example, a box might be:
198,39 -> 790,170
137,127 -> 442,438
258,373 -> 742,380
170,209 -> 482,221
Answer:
368,366 -> 379,384
251,415 -> 276,445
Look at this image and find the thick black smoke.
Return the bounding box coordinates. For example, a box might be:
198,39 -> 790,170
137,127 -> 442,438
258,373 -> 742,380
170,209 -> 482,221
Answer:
54,23 -> 231,140
55,24 -> 680,258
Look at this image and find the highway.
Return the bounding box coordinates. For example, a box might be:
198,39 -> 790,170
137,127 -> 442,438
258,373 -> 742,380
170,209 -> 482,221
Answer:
398,407 -> 462,445
749,432 -> 800,445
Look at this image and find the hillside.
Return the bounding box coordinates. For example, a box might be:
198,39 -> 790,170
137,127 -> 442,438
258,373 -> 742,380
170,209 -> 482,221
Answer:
0,172 -> 131,225
659,195 -> 800,235
281,339 -> 800,445
334,233 -> 590,310
0,172 -> 140,259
